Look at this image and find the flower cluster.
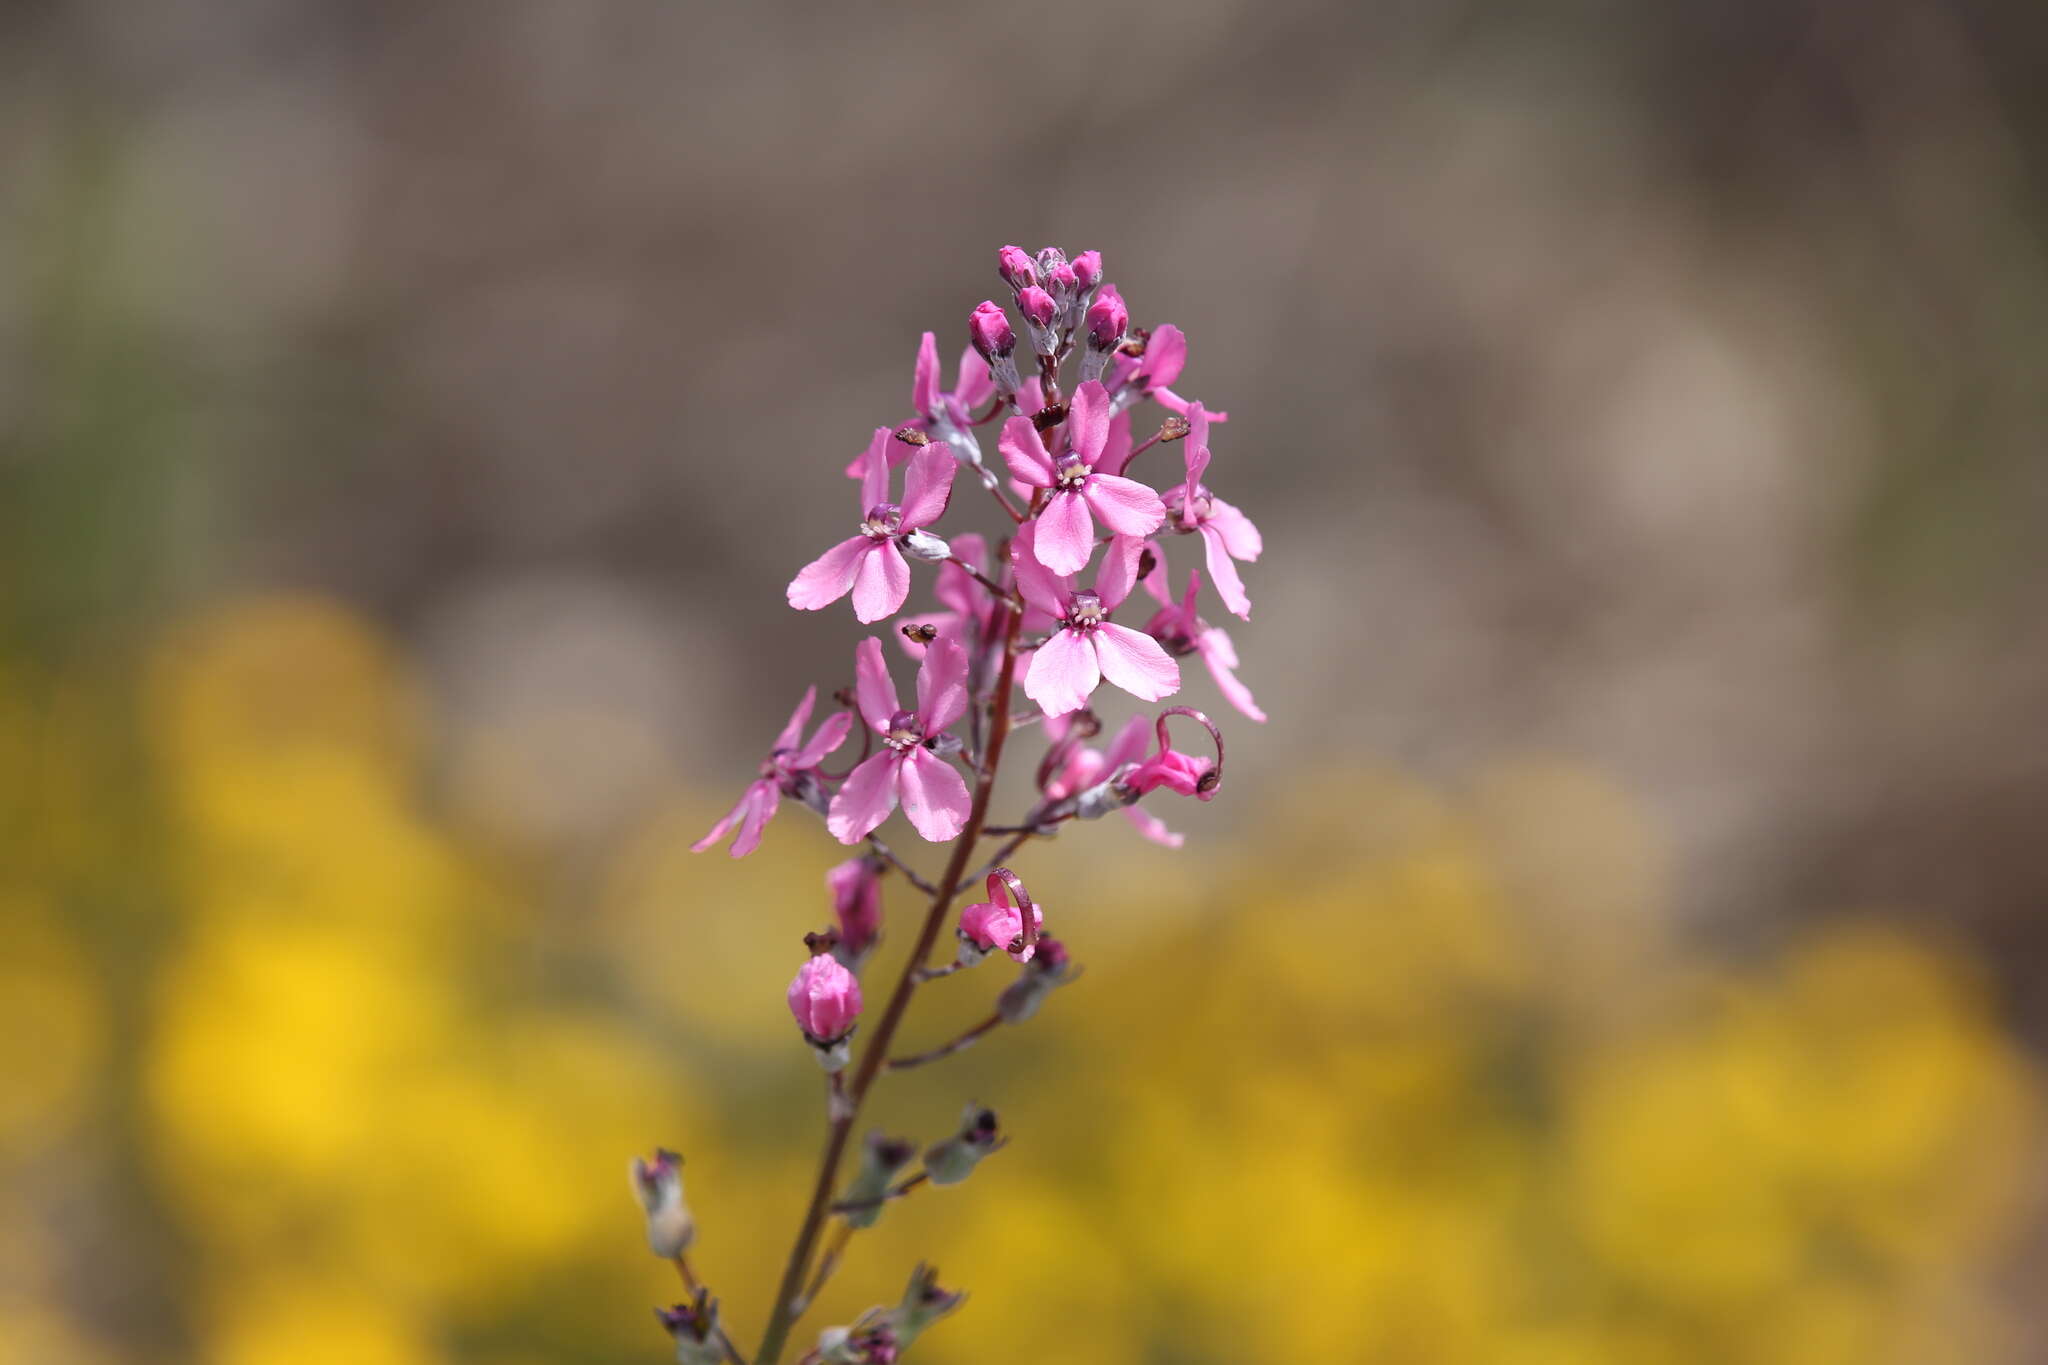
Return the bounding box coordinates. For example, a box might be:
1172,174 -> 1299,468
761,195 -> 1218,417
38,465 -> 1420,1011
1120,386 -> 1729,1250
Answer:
645,243 -> 1263,1365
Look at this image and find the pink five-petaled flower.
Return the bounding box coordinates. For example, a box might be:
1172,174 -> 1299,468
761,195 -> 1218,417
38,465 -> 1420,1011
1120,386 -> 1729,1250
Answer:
691,686 -> 853,858
787,952 -> 863,1044
1164,401 -> 1261,620
1012,525 -> 1179,718
1140,550 -> 1267,723
792,427 -> 957,624
1040,712 -> 1186,848
1000,379 -> 1165,576
827,635 -> 973,844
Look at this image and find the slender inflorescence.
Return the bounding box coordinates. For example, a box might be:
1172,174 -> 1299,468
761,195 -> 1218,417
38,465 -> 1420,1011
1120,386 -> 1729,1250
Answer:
639,243 -> 1265,1365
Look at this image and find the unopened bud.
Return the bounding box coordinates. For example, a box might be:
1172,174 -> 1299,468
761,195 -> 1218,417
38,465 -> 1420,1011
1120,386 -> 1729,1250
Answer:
997,937 -> 1080,1024
901,528 -> 950,562
1016,285 -> 1059,356
996,244 -> 1038,293
630,1149 -> 695,1257
1080,285 -> 1128,383
839,1131 -> 918,1230
1071,249 -> 1103,291
817,1317 -> 900,1365
968,301 -> 1021,394
923,1104 -> 1004,1186
889,1263 -> 967,1347
788,952 -> 863,1069
656,1290 -> 725,1365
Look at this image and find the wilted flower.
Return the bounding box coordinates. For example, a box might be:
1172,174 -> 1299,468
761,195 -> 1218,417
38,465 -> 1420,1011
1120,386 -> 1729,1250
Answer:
630,1148 -> 695,1257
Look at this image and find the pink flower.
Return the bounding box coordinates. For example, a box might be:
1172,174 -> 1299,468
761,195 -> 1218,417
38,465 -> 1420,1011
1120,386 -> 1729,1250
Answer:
1114,323 -> 1229,421
1012,526 -> 1179,717
1164,402 -> 1260,619
1140,550 -> 1266,723
827,856 -> 883,963
791,428 -> 957,623
955,868 -> 1044,964
827,636 -> 974,844
788,952 -> 863,1044
1000,380 -> 1165,576
1121,707 -> 1224,803
1040,712 -> 1186,848
842,332 -> 995,477
691,687 -> 853,858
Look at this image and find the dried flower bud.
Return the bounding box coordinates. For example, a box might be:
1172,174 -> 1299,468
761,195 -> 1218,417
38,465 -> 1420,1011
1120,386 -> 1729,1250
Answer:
817,1317 -> 900,1365
889,1263 -> 967,1347
997,936 -> 1080,1024
656,1290 -> 726,1365
996,244 -> 1038,293
968,301 -> 1021,394
839,1130 -> 917,1230
900,528 -> 951,562
922,1104 -> 1003,1186
1033,245 -> 1069,281
630,1148 -> 695,1257
1080,285 -> 1128,383
788,952 -> 863,1069
826,857 -> 882,968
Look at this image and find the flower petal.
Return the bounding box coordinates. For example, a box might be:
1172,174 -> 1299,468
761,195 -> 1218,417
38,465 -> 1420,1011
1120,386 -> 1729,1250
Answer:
827,752 -> 901,844
1094,623 -> 1181,702
690,781 -> 764,855
1009,524 -> 1070,619
774,685 -> 818,752
851,541 -> 912,623
1121,803 -> 1185,850
953,343 -> 994,409
729,782 -> 781,858
916,635 -> 969,735
1094,533 -> 1146,611
1082,474 -> 1166,540
911,331 -> 940,418
859,426 -> 893,511
788,537 -> 869,611
1199,626 -> 1266,722
1067,380 -> 1110,467
898,441 -> 957,529
1206,497 -> 1263,561
1142,324 -> 1187,387
1023,627 -> 1100,717
899,747 -> 971,842
1103,712 -> 1154,768
1201,524 -> 1252,621
999,416 -> 1055,487
791,708 -> 855,768
1033,491 -> 1096,577
853,636 -> 900,732
1100,411 -> 1135,476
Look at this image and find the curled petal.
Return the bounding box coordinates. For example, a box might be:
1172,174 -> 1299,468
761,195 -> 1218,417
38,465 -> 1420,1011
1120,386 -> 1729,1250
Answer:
827,752 -> 901,844
1033,491 -> 1096,577
788,537 -> 869,612
999,417 -> 1056,487
854,636 -> 900,732
899,746 -> 971,842
1081,474 -> 1166,540
1094,623 -> 1181,702
1024,627 -> 1101,718
851,541 -> 912,623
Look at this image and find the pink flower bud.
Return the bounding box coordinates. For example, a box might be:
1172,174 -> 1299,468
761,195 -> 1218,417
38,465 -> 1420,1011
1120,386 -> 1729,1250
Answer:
788,952 -> 863,1050
1016,285 -> 1058,357
826,857 -> 883,966
630,1148 -> 695,1257
968,300 -> 1021,394
1072,250 -> 1103,290
996,244 -> 1038,293
1080,285 -> 1129,382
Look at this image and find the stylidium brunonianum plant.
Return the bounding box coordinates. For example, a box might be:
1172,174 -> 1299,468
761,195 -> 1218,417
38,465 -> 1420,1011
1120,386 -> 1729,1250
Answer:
637,244 -> 1263,1365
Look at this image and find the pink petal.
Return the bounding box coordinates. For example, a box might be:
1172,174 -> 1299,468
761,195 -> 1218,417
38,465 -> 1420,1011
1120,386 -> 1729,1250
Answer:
911,331 -> 940,417
859,426 -> 893,511
853,636 -> 900,732
916,635 -> 969,734
1081,474 -> 1166,540
791,708 -> 855,768
827,752 -> 901,844
999,416 -> 1055,487
933,532 -> 988,620
898,441 -> 957,529
1094,533 -> 1146,612
953,344 -> 994,409
1143,324 -> 1188,387
690,781 -> 765,854
1122,803 -> 1185,850
774,685 -> 818,752
788,537 -> 869,611
1100,411 -> 1135,476
1138,541 -> 1174,607
1200,525 -> 1252,621
1009,525 -> 1070,619
1206,497 -> 1263,561
1094,624 -> 1181,702
899,747 -> 970,842
1154,387 -> 1227,421
1033,491 -> 1097,577
1103,712 -> 1153,768
728,782 -> 781,858
1023,627 -> 1101,717
851,541 -> 912,623
1181,408 -> 1210,513
1199,626 -> 1266,722
1067,380 -> 1110,467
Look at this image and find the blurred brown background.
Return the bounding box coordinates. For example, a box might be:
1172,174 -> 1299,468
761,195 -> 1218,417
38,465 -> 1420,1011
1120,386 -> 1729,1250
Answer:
4,2 -> 2047,1363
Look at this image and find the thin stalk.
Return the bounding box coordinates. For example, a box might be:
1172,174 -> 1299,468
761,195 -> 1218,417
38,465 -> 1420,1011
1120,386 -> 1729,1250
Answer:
753,603 -> 1028,1365
886,1013 -> 1003,1071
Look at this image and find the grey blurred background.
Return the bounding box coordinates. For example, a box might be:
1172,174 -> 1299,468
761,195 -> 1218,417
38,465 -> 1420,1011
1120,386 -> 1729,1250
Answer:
5,0 -> 2045,982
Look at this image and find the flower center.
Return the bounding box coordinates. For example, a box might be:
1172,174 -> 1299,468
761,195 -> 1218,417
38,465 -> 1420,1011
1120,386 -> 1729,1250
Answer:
1169,485 -> 1214,529
1067,590 -> 1106,628
884,709 -> 923,750
862,503 -> 904,538
1053,453 -> 1089,489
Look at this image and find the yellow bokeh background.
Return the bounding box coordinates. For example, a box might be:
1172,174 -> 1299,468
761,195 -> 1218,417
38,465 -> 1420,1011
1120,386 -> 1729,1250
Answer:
2,592 -> 2039,1363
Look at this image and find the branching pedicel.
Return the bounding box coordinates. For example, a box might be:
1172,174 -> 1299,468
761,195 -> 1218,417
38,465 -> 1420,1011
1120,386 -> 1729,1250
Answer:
635,244 -> 1265,1365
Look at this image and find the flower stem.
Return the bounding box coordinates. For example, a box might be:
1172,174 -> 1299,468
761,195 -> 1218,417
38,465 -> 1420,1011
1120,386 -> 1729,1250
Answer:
885,1012 -> 1004,1071
753,603 -> 1028,1365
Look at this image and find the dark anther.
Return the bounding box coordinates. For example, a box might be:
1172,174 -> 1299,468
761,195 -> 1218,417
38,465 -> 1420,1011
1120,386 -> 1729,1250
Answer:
1136,546 -> 1158,581
902,622 -> 939,645
1030,403 -> 1068,433
893,424 -> 931,446
805,928 -> 840,955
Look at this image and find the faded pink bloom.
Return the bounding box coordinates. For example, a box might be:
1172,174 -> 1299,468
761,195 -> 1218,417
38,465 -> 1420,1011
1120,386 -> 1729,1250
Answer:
788,952 -> 863,1043
692,686 -> 853,858
1001,380 -> 1165,576
1165,402 -> 1260,620
1040,712 -> 1185,847
1140,551 -> 1266,722
792,428 -> 957,623
1113,323 -> 1229,421
957,898 -> 1045,964
827,636 -> 973,844
1012,526 -> 1179,717
827,856 -> 883,962
842,332 -> 996,477
1121,707 -> 1224,803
